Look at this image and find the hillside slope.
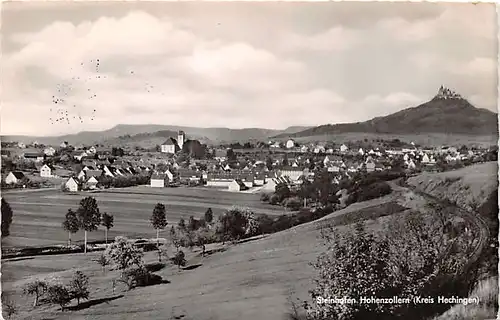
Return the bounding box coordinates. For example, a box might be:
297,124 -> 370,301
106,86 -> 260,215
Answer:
274,88 -> 498,139
407,162 -> 498,211
2,125 -> 312,146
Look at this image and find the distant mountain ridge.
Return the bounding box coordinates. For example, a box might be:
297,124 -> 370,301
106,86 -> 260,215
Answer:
2,125 -> 312,146
273,87 -> 498,139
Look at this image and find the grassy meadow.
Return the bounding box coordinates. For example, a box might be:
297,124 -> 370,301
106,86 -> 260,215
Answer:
1,186 -> 285,248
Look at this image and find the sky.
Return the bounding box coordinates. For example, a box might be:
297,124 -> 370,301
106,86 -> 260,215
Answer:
1,2 -> 498,136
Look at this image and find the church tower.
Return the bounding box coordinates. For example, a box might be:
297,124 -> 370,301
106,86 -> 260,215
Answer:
177,131 -> 185,150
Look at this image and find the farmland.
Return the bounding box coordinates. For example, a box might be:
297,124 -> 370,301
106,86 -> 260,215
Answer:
1,186 -> 284,248
2,191 -> 406,320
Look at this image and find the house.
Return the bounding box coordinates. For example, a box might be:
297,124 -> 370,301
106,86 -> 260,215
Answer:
161,138 -> 179,154
286,139 -> 295,149
277,166 -> 306,182
165,169 -> 174,182
178,169 -> 202,182
150,173 -> 167,188
313,146 -> 326,154
366,160 -> 376,172
23,152 -> 44,162
323,156 -> 331,166
358,148 -> 365,156
60,141 -> 69,148
85,176 -> 99,189
340,144 -> 349,153
406,159 -> 416,170
86,170 -> 103,179
17,142 -> 26,149
300,145 -> 309,153
65,177 -> 79,192
160,131 -> 185,154
228,179 -> 247,192
5,171 -> 25,184
40,164 -> 55,178
44,147 -> 56,156
421,154 -> 430,164
73,151 -> 88,161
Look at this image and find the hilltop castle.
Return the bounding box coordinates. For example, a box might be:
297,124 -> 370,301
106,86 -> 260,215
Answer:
434,85 -> 463,100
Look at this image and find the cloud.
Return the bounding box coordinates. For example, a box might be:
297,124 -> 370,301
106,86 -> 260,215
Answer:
1,3 -> 497,136
281,27 -> 359,52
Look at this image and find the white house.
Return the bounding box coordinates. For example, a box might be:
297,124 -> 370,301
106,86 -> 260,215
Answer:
5,171 -> 25,184
314,146 -> 326,154
150,173 -> 166,188
43,147 -> 56,156
17,142 -> 26,149
286,139 -> 295,149
359,148 -> 365,156
406,159 -> 416,170
300,145 -> 309,153
323,156 -> 331,166
228,179 -> 247,192
421,154 -> 430,164
165,169 -> 174,182
161,138 -> 178,154
65,177 -> 79,192
85,176 -> 99,189
340,144 -> 349,153
40,164 -> 55,178
366,160 -> 376,172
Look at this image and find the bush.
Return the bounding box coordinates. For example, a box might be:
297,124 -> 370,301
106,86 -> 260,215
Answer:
172,250 -> 186,269
284,197 -> 302,211
346,181 -> 392,205
260,193 -> 270,202
120,266 -> 163,290
47,284 -> 72,311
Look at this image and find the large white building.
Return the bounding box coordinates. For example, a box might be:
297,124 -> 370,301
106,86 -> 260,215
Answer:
160,131 -> 185,154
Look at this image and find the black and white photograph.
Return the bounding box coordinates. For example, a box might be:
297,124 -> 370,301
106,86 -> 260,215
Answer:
1,1 -> 498,320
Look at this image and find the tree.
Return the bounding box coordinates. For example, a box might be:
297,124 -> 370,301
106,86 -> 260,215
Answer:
195,228 -> 209,255
23,279 -> 48,308
306,222 -> 395,319
188,215 -> 198,231
216,207 -> 248,243
104,236 -> 144,271
266,157 -> 273,170
204,208 -> 214,224
96,253 -> 110,274
2,292 -> 17,319
150,203 -> 168,251
282,153 -> 289,166
226,148 -> 236,162
173,250 -> 186,269
62,209 -> 79,246
101,212 -> 114,244
1,198 -> 13,238
169,226 -> 181,252
47,284 -> 72,311
76,197 -> 101,254
69,271 -> 90,306
177,218 -> 186,231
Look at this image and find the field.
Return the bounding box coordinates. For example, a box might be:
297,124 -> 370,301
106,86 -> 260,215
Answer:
2,191 -> 405,320
1,186 -> 285,248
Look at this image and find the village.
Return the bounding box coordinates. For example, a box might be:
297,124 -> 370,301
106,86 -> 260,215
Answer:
1,129 -> 495,194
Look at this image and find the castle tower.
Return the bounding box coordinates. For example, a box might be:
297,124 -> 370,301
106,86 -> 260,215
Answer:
177,131 -> 185,150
